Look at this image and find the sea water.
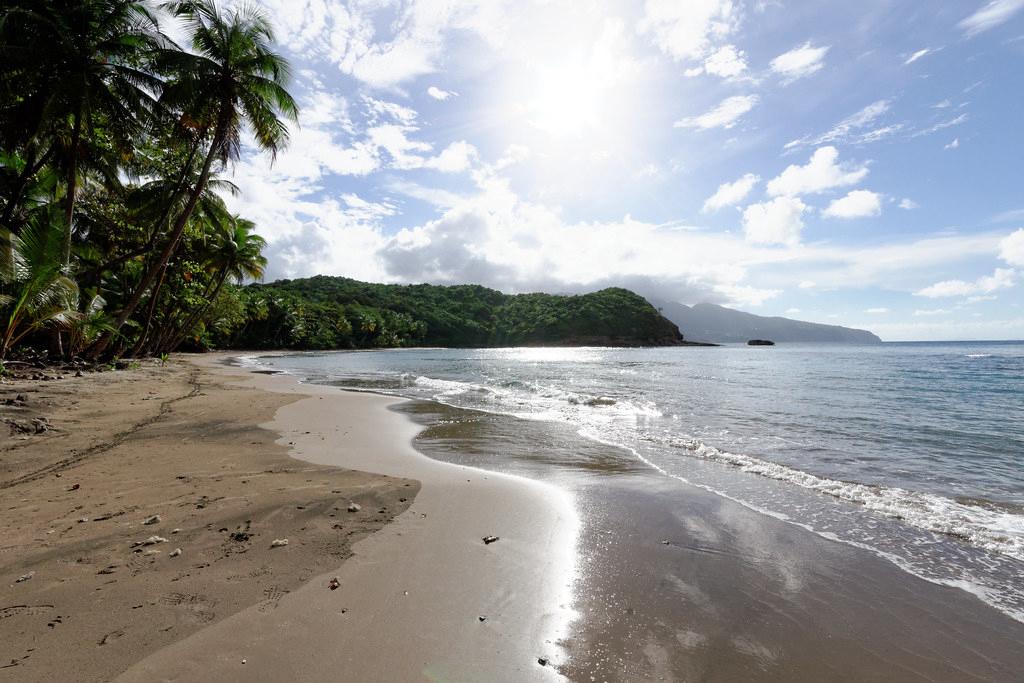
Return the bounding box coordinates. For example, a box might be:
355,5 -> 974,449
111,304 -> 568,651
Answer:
249,342 -> 1024,622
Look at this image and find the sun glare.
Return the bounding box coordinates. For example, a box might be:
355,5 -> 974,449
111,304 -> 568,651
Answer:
529,60 -> 609,138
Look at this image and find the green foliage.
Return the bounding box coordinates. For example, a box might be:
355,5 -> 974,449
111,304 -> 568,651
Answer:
219,276 -> 683,350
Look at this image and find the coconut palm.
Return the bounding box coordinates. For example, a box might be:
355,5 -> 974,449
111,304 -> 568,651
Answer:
158,215 -> 266,352
0,208 -> 79,358
0,0 -> 165,260
89,0 -> 297,358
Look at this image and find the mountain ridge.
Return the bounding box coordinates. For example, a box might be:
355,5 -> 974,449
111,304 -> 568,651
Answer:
653,300 -> 883,344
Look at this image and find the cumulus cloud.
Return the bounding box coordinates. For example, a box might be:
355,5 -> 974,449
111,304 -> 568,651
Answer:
638,0 -> 741,63
675,95 -> 758,130
865,307 -> 889,314
959,0 -> 1024,37
427,86 -> 457,100
1000,228 -> 1024,265
742,197 -> 808,246
770,42 -> 829,82
945,138 -> 961,150
702,173 -> 760,213
914,268 -> 1016,298
823,190 -> 883,219
701,44 -> 749,78
899,198 -> 920,210
767,146 -> 868,197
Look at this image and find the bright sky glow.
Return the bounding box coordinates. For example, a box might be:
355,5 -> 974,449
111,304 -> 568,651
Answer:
203,0 -> 1024,341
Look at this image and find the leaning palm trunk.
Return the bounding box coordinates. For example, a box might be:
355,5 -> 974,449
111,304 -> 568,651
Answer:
160,269 -> 228,353
86,115 -> 226,359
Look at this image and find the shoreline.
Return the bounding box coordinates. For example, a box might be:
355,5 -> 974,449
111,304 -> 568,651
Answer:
118,354 -> 579,682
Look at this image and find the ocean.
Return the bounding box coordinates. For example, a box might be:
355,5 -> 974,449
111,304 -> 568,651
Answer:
247,341 -> 1024,626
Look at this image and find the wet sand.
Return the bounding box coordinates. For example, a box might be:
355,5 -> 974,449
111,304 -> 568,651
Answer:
401,399 -> 1024,682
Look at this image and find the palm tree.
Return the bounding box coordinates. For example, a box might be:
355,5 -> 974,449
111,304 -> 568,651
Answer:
159,215 -> 266,352
0,207 -> 79,358
89,0 -> 297,358
0,0 -> 165,260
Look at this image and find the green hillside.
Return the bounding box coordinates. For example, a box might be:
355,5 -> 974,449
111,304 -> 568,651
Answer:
217,276 -> 685,350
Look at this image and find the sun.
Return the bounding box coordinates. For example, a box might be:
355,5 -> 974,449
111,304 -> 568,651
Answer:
528,59 -> 609,138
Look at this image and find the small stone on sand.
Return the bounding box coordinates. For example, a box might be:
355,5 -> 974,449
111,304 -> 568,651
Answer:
347,503 -> 361,512
143,515 -> 161,525
169,548 -> 182,558
329,577 -> 340,590
270,538 -> 289,548
482,535 -> 499,545
16,571 -> 35,583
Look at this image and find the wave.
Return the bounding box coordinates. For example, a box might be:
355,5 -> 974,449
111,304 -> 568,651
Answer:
666,436 -> 1024,562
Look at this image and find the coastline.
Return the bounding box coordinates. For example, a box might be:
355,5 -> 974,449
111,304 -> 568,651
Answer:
118,354 -> 578,682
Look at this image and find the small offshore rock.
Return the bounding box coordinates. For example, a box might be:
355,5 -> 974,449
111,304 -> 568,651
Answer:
270,538 -> 289,548
169,548 -> 182,558
347,503 -> 361,512
482,535 -> 499,545
16,571 -> 35,583
328,577 -> 340,590
143,515 -> 161,525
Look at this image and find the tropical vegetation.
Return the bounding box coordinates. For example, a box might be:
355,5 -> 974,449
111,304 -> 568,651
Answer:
214,276 -> 684,350
0,0 -> 291,361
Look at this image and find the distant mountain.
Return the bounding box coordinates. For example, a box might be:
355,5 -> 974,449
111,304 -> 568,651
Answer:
653,301 -> 883,344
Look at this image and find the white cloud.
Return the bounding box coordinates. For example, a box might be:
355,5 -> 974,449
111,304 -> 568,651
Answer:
959,0 -> 1024,37
899,198 -> 920,210
770,42 -> 829,82
914,268 -> 1016,298
914,308 -> 951,316
675,95 -> 758,130
702,173 -> 760,213
1000,228 -> 1024,265
904,48 -> 934,65
638,0 -> 741,62
767,146 -> 868,197
784,100 -> 898,150
798,280 -> 816,289
945,138 -> 960,149
424,140 -> 479,172
742,197 -> 808,246
427,86 -> 457,100
785,307 -> 801,314
914,113 -> 969,137
823,190 -> 883,219
702,45 -> 748,78
865,307 -> 889,314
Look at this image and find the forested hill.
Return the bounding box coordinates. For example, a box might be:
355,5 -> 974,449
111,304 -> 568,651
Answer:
223,276 -> 686,349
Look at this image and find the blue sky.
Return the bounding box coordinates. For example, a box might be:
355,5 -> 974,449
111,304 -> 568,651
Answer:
196,0 -> 1024,341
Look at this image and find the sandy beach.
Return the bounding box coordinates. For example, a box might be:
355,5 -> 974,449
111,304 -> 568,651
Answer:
1,355 -> 576,682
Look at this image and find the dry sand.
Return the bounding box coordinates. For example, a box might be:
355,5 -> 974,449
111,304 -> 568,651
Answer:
118,355 -> 578,683
0,357 -> 416,681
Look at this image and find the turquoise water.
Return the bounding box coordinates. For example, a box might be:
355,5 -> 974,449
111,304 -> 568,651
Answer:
250,341 -> 1024,621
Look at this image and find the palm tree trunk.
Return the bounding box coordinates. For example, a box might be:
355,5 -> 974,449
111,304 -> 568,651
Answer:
129,262 -> 170,356
63,111 -> 82,266
163,270 -> 229,353
86,118 -> 226,360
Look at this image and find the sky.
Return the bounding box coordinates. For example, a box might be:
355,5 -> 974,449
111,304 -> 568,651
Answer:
187,0 -> 1024,341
